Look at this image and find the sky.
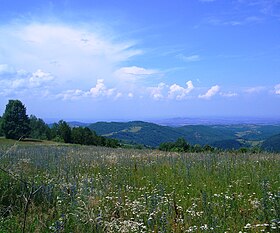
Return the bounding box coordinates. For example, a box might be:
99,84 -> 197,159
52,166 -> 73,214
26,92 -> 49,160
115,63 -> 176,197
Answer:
0,0 -> 280,121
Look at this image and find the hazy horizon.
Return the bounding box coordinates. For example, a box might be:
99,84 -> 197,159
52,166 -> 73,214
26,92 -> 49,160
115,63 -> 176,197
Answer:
1,0 -> 280,119
42,115 -> 280,126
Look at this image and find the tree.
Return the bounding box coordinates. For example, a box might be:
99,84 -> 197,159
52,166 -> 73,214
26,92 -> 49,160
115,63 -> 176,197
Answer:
71,127 -> 96,145
57,120 -> 72,143
0,116 -> 3,136
158,138 -> 190,152
29,115 -> 51,140
1,100 -> 30,139
71,127 -> 85,145
174,138 -> 190,152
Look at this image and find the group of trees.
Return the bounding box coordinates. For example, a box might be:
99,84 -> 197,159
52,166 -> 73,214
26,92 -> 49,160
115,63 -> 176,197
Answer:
50,120 -> 119,147
0,100 -> 119,148
159,138 -> 215,153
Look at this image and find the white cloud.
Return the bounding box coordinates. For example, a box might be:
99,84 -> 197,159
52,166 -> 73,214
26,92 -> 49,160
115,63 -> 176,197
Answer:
29,69 -> 54,88
56,79 -> 118,100
89,79 -> 115,98
56,89 -> 87,101
245,86 -> 266,94
177,54 -> 201,62
168,81 -> 194,100
275,84 -> 280,95
220,92 -> 238,97
199,85 -> 220,99
118,66 -> 157,75
0,22 -> 142,92
149,82 -> 168,100
115,66 -> 159,83
0,65 -> 55,96
115,92 -> 123,100
0,64 -> 16,75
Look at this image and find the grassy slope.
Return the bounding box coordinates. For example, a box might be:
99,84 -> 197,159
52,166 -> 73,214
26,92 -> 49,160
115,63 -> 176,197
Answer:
0,137 -> 64,146
0,144 -> 279,232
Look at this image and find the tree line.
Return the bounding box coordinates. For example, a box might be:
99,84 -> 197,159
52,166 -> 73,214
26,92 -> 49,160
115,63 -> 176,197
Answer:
158,138 -> 216,153
0,100 -> 119,147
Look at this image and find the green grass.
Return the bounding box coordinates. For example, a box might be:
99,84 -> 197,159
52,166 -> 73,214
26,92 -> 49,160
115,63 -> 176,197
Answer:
0,143 -> 279,232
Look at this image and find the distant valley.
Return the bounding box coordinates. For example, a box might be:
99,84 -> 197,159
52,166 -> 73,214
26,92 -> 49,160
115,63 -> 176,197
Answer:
85,121 -> 280,150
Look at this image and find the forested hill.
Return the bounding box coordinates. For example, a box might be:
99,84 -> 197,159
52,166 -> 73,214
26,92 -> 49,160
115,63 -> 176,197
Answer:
88,121 -> 280,148
88,121 -> 185,147
261,134 -> 280,152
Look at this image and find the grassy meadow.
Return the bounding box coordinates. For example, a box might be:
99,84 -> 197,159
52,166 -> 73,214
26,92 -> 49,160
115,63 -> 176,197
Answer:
0,141 -> 279,232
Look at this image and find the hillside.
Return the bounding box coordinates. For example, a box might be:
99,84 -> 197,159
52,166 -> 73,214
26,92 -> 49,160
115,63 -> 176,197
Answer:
88,121 -> 185,147
261,134 -> 280,152
88,121 -> 280,148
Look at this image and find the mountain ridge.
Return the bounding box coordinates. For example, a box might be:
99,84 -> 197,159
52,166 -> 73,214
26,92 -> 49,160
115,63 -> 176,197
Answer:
87,121 -> 280,149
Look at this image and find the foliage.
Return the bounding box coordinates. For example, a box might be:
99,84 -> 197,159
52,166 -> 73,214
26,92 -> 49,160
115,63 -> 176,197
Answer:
88,121 -> 185,148
49,122 -> 120,147
261,134 -> 280,152
71,127 -> 92,145
88,121 -> 280,149
29,115 -> 51,140
159,138 -> 215,153
0,117 -> 3,136
1,100 -> 30,139
0,144 -> 279,232
211,139 -> 243,150
57,120 -> 72,143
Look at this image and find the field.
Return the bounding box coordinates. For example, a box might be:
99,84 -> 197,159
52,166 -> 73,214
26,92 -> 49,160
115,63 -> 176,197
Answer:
0,142 -> 279,232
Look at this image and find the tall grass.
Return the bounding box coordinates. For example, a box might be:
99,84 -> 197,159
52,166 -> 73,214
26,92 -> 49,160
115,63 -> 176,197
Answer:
0,144 -> 279,232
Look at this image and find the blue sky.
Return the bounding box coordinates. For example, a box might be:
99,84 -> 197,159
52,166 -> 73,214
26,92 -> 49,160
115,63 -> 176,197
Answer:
0,0 -> 280,121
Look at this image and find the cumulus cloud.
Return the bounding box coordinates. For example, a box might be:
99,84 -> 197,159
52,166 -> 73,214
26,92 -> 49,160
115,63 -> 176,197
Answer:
89,79 -> 115,98
0,22 -> 142,91
56,89 -> 87,101
275,84 -> 280,95
56,79 -> 118,100
148,81 -> 194,100
29,69 -> 54,88
0,64 -> 54,96
199,85 -> 220,99
168,81 -> 194,100
149,82 -> 168,100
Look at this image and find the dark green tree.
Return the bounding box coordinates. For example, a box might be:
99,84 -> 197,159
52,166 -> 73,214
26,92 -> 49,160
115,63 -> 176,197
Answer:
174,138 -> 190,152
71,127 -> 85,145
71,127 -> 98,145
29,115 -> 51,140
158,142 -> 174,151
0,116 -> 3,136
1,100 -> 30,139
57,120 -> 72,143
83,127 -> 95,145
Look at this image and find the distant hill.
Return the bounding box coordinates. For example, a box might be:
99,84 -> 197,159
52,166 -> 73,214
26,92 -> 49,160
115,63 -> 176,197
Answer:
178,125 -> 236,145
88,121 -> 185,147
261,134 -> 280,152
212,139 -> 243,150
67,121 -> 91,128
48,121 -> 90,128
88,121 -> 280,149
